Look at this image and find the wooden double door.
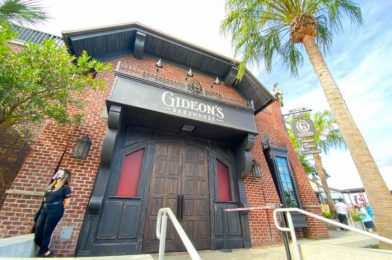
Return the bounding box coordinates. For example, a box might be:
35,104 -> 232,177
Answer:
142,143 -> 210,252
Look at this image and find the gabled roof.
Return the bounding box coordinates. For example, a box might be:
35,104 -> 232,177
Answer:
62,22 -> 273,111
12,25 -> 64,47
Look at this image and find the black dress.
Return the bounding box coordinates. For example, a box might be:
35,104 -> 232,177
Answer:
34,185 -> 71,256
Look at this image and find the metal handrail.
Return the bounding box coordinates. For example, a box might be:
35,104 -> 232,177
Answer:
156,208 -> 201,260
273,208 -> 392,260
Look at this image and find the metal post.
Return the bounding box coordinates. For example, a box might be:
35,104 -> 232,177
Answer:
278,210 -> 292,260
286,212 -> 302,260
158,212 -> 168,260
220,208 -> 232,252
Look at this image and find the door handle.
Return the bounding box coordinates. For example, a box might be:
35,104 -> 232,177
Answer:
177,194 -> 184,221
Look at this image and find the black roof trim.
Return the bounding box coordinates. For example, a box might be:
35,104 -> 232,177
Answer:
62,22 -> 274,111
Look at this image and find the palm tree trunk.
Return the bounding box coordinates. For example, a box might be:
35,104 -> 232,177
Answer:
303,35 -> 392,247
313,153 -> 336,217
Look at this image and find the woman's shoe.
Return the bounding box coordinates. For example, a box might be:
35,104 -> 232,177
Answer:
40,251 -> 54,257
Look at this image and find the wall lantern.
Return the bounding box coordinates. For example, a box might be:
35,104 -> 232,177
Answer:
73,135 -> 92,159
252,160 -> 261,178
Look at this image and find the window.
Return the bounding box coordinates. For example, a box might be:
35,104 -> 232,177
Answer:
276,156 -> 299,208
116,149 -> 145,197
216,159 -> 232,201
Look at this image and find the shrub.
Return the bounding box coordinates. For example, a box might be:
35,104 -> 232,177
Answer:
322,211 -> 333,219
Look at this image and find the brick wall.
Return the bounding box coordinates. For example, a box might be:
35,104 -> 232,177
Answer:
0,52 -> 327,256
245,101 -> 328,246
0,66 -> 115,255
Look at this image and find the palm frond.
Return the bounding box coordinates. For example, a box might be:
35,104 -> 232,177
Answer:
221,0 -> 362,78
0,0 -> 47,25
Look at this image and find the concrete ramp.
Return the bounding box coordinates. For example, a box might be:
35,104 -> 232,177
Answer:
296,230 -> 392,260
0,234 -> 153,259
299,243 -> 392,260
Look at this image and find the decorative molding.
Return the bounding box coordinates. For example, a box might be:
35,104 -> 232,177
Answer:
88,195 -> 104,213
101,105 -> 122,167
236,133 -> 256,179
133,31 -> 146,59
90,105 -> 122,214
5,189 -> 43,196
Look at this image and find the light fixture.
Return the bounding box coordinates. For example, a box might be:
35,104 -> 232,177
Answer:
73,135 -> 92,159
252,160 -> 261,177
214,76 -> 220,85
181,124 -> 196,132
187,68 -> 193,77
155,58 -> 163,71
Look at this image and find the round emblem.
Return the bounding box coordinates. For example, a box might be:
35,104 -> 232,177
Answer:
188,79 -> 202,94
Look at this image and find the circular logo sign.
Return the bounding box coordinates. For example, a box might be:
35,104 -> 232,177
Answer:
187,79 -> 202,94
291,118 -> 315,138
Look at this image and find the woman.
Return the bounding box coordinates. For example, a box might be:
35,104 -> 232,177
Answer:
34,169 -> 72,257
359,204 -> 374,232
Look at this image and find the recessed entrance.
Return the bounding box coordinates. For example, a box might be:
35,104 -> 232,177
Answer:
142,143 -> 210,252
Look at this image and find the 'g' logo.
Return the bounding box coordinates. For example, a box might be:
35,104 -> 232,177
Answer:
296,120 -> 310,133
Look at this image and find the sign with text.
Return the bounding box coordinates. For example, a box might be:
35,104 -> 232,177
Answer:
302,149 -> 321,154
291,118 -> 316,138
109,76 -> 258,133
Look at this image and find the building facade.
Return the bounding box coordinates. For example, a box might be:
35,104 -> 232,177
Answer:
0,23 -> 328,256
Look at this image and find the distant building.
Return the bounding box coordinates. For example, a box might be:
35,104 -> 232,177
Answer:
307,174 -> 368,207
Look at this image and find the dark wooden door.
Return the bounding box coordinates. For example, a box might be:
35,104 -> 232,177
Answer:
142,143 -> 210,252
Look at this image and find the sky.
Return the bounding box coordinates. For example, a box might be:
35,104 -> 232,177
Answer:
31,0 -> 392,190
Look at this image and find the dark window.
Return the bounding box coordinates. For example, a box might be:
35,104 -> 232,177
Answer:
216,159 -> 232,201
276,156 -> 299,207
116,149 -> 145,197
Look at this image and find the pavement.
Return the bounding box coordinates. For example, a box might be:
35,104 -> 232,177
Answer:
151,230 -> 381,260
0,230 -> 387,259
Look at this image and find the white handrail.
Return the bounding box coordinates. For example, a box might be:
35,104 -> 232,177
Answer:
273,207 -> 392,260
156,208 -> 201,260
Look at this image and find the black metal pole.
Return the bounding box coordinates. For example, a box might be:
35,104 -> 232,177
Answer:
278,208 -> 292,260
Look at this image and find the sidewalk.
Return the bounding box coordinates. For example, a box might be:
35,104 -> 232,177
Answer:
152,230 -> 381,260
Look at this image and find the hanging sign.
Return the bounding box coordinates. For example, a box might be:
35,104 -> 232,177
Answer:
302,149 -> 321,154
291,118 -> 316,138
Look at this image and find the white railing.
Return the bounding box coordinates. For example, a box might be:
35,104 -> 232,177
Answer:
273,208 -> 392,260
156,208 -> 201,260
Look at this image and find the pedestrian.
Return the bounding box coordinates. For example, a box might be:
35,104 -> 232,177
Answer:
364,202 -> 374,219
359,204 -> 374,232
34,169 -> 72,257
335,198 -> 348,230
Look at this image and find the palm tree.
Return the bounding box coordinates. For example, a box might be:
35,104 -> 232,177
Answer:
221,0 -> 392,244
288,111 -> 345,217
0,0 -> 46,25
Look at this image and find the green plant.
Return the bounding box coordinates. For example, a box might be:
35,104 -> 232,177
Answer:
322,211 -> 333,219
0,24 -> 111,126
350,211 -> 361,222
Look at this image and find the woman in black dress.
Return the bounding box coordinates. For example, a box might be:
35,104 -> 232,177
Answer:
34,169 -> 71,257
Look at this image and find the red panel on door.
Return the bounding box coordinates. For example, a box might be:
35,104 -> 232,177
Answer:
116,149 -> 145,197
216,159 -> 232,201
